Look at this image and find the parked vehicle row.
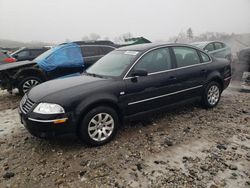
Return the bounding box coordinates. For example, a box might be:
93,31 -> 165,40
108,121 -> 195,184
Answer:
191,41 -> 232,62
0,51 -> 16,64
11,47 -> 51,62
19,43 -> 231,146
0,41 -> 117,94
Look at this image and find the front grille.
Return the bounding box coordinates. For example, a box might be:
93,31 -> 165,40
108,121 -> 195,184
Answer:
20,95 -> 35,114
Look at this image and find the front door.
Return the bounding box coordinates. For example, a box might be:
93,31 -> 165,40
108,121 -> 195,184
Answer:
123,47 -> 178,116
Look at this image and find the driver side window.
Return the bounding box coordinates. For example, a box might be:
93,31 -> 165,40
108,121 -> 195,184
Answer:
132,48 -> 172,74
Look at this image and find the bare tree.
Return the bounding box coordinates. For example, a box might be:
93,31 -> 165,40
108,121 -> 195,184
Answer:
81,35 -> 89,41
65,38 -> 71,43
114,32 -> 133,43
186,28 -> 194,41
89,33 -> 101,40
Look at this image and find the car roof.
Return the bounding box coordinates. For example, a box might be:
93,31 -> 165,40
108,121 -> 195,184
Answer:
117,42 -> 199,52
20,47 -> 50,50
60,40 -> 117,47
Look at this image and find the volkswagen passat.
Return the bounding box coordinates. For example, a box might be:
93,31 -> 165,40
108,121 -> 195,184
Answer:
19,43 -> 231,146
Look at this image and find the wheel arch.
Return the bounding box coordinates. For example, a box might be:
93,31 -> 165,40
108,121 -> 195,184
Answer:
75,98 -> 123,131
206,71 -> 224,90
15,68 -> 47,82
207,77 -> 224,90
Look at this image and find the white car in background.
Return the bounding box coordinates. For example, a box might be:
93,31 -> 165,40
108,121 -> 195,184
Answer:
191,41 -> 232,62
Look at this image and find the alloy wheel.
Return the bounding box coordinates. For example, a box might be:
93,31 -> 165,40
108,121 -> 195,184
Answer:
88,113 -> 114,142
22,79 -> 40,93
207,85 -> 220,105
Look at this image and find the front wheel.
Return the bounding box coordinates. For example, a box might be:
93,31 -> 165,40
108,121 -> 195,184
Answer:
18,76 -> 42,95
78,106 -> 119,146
202,81 -> 221,108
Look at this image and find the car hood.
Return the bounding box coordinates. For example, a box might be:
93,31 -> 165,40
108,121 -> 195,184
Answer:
28,75 -> 109,102
0,60 -> 36,71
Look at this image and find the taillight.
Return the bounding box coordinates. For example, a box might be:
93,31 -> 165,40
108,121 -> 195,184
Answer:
3,57 -> 16,63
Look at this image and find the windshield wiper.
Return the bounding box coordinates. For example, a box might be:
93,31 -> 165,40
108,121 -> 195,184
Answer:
85,72 -> 103,78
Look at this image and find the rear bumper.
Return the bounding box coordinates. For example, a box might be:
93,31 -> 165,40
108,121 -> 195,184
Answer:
223,76 -> 231,90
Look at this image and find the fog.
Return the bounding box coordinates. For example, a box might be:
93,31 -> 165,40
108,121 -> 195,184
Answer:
0,0 -> 250,43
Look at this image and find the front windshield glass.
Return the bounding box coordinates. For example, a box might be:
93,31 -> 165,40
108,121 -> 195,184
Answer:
34,46 -> 58,62
86,50 -> 138,77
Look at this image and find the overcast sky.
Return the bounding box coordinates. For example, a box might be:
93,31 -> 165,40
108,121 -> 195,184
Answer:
0,0 -> 250,43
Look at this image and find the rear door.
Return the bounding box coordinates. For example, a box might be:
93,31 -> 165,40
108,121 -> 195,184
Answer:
123,47 -> 178,116
170,46 -> 209,100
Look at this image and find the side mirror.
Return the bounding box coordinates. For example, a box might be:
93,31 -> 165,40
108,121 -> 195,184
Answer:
131,69 -> 148,77
204,49 -> 209,53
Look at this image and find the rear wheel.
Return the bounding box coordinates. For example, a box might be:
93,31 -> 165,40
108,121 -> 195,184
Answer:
202,81 -> 221,108
18,76 -> 42,95
78,106 -> 119,146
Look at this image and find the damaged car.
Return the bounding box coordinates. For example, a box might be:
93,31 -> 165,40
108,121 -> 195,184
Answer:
0,41 -> 117,94
0,51 -> 16,64
237,47 -> 250,90
19,43 -> 231,146
11,47 -> 50,62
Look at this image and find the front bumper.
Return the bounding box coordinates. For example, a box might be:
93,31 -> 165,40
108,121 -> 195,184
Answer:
19,108 -> 77,138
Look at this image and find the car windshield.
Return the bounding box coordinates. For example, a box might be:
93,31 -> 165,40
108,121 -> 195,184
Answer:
34,46 -> 58,62
86,50 -> 138,77
10,47 -> 25,56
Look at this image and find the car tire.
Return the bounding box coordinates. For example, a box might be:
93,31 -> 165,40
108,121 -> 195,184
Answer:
18,76 -> 42,95
202,81 -> 222,108
78,106 -> 119,146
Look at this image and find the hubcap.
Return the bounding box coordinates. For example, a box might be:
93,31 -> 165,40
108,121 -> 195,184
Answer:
88,113 -> 114,142
207,85 -> 220,105
22,79 -> 40,93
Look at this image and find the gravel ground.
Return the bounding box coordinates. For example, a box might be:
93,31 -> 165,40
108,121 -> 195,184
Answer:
0,84 -> 249,188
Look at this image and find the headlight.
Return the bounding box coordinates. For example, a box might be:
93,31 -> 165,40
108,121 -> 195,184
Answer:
33,103 -> 65,114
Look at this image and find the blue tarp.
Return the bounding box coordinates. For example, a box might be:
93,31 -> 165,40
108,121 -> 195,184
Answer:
35,43 -> 84,72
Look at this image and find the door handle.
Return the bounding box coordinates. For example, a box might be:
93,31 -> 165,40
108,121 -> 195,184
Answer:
201,69 -> 207,73
168,76 -> 177,81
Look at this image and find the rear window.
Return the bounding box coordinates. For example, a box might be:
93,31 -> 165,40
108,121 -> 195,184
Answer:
81,46 -> 103,57
214,42 -> 223,50
102,46 -> 115,54
30,49 -> 45,57
200,52 -> 211,62
173,47 -> 200,68
204,43 -> 214,52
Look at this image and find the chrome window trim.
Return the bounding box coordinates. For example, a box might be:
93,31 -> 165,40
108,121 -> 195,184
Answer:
123,44 -> 212,80
124,61 -> 212,79
79,44 -> 116,49
28,118 -> 68,123
128,85 -> 203,106
84,55 -> 104,58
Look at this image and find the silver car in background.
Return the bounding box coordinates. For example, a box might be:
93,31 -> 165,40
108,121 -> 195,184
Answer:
191,41 -> 232,62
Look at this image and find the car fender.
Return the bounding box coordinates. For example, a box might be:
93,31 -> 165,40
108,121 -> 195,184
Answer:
74,93 -> 122,124
14,67 -> 47,81
205,71 -> 224,88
